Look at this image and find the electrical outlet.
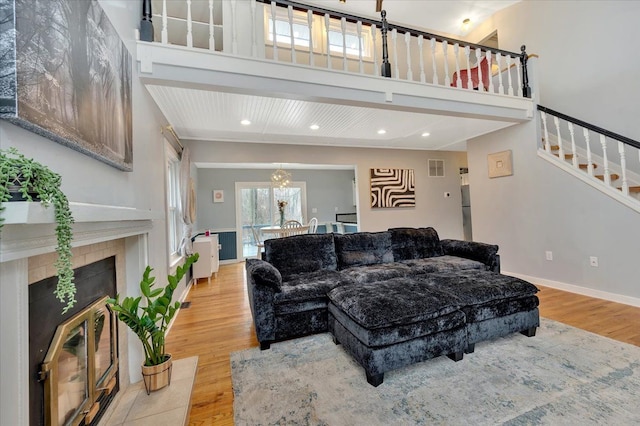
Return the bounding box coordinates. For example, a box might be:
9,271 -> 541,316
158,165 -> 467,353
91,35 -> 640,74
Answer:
589,256 -> 598,267
545,251 -> 553,261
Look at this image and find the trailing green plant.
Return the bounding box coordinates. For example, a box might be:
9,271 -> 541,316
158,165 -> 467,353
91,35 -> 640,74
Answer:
107,253 -> 199,366
0,147 -> 76,313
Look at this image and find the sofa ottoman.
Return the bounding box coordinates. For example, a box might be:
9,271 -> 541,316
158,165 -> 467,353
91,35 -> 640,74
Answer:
416,270 -> 540,353
327,277 -> 467,386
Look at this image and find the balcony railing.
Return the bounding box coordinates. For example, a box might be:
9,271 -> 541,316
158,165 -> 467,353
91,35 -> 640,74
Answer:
147,0 -> 530,98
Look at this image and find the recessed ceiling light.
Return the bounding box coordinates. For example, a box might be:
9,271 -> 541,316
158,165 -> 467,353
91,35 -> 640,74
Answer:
310,124 -> 320,130
377,129 -> 386,135
421,132 -> 431,137
240,119 -> 251,126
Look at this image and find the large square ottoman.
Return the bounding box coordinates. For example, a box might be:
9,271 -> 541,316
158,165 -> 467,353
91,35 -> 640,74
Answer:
327,277 -> 467,386
416,270 -> 540,353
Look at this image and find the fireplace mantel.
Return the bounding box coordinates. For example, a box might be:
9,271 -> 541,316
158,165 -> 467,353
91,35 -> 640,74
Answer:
1,202 -> 160,262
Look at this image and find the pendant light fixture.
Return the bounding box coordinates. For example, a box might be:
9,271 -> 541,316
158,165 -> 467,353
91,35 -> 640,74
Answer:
271,166 -> 291,188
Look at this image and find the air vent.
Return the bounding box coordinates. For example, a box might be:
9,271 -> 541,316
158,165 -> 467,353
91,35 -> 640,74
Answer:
428,159 -> 445,177
180,301 -> 191,309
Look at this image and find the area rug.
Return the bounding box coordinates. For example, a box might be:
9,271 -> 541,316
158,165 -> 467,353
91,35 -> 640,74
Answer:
231,318 -> 640,425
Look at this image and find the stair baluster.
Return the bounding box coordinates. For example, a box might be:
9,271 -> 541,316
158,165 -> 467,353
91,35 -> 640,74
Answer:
453,43 -> 462,88
161,0 -> 168,44
307,11 -> 314,66
540,111 -> 551,152
371,24 -> 378,76
341,17 -> 347,71
211,0 -> 217,52
465,46 -> 473,90
324,14 -> 330,69
418,35 -> 426,83
358,21 -> 364,74
600,135 -> 611,186
618,142 -> 629,195
405,32 -> 413,80
187,0 -> 193,48
553,116 -> 564,160
568,123 -> 578,168
392,29 -> 399,79
271,2 -> 278,61
430,38 -> 438,84
288,6 -> 296,64
486,50 -> 494,92
506,55 -> 514,96
249,0 -> 256,56
583,128 -> 595,177
496,52 -> 504,94
442,40 -> 450,86
476,48 -> 483,91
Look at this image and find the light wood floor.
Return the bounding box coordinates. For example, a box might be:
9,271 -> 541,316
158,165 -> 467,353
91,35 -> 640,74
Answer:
165,262 -> 640,425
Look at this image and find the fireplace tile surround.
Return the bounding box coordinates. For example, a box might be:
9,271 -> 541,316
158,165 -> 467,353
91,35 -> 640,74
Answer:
0,202 -> 160,425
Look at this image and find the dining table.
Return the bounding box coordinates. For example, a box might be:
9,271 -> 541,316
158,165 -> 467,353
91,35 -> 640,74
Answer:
260,225 -> 310,239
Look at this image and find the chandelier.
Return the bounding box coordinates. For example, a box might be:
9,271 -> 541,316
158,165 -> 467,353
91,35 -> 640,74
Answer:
271,167 -> 291,188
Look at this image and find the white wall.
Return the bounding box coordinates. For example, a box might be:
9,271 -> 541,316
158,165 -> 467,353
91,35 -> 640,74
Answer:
467,120 -> 640,304
187,140 -> 468,239
467,0 -> 640,142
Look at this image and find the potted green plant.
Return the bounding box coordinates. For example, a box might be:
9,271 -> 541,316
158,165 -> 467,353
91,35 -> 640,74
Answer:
0,147 -> 76,313
107,253 -> 199,394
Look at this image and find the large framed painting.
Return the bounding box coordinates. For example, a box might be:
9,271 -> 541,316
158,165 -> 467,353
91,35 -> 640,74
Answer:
370,168 -> 415,208
0,0 -> 133,171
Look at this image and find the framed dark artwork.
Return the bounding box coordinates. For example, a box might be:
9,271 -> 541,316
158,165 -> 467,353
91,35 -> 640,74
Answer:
370,168 -> 415,208
0,0 -> 133,171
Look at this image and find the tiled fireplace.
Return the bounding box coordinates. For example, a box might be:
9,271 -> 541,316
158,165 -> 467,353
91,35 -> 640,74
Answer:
0,202 -> 155,425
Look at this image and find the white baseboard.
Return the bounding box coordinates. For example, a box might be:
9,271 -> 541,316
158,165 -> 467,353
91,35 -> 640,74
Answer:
503,271 -> 640,308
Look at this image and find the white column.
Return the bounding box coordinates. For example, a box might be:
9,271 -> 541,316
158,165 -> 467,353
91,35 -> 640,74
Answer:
475,48 -> 483,91
541,111 -> 551,152
486,51 -> 494,92
371,24 -> 378,76
516,58 -> 523,97
0,259 -> 29,426
341,17 -> 347,71
506,55 -> 514,96
392,29 -> 399,79
496,52 -> 504,94
618,142 -> 629,195
465,45 -> 472,89
325,14 -> 331,69
553,116 -> 564,160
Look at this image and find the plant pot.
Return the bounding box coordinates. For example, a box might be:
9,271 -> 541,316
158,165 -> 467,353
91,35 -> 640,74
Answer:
7,179 -> 40,202
141,354 -> 172,395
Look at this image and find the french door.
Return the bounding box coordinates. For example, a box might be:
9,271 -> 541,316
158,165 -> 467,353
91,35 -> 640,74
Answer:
235,182 -> 307,259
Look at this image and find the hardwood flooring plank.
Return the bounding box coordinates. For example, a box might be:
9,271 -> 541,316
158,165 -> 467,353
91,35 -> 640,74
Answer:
165,262 -> 640,424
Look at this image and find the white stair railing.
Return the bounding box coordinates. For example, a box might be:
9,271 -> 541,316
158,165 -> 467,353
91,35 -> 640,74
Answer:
149,0 -> 530,99
538,105 -> 640,206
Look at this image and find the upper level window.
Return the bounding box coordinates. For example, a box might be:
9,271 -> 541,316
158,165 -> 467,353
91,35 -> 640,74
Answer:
166,145 -> 182,259
266,9 -> 373,60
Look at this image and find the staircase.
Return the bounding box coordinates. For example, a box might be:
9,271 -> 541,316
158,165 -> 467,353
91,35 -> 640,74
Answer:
538,105 -> 640,211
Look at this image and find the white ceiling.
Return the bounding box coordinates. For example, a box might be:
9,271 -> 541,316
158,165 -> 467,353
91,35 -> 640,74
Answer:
147,1 -> 521,154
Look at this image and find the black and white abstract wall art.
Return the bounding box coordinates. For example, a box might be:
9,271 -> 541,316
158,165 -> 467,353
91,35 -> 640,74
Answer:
0,0 -> 133,171
370,168 -> 415,208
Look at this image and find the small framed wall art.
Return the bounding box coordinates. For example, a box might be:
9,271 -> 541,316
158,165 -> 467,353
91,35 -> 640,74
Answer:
370,168 -> 415,208
213,190 -> 224,203
487,150 -> 513,178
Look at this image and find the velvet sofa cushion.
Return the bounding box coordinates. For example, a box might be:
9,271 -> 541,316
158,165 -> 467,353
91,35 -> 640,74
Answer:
334,232 -> 394,269
440,239 -> 499,269
399,255 -> 485,274
389,227 -> 444,261
327,277 -> 461,329
339,263 -> 411,284
416,270 -> 539,307
274,270 -> 354,313
245,258 -> 282,291
265,233 -> 337,280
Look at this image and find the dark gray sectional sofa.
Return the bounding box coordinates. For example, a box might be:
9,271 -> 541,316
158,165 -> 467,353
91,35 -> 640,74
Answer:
245,227 -> 539,386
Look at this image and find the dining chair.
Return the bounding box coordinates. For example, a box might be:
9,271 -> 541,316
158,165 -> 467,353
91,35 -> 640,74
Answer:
282,220 -> 303,228
251,225 -> 265,258
307,217 -> 318,234
281,220 -> 308,237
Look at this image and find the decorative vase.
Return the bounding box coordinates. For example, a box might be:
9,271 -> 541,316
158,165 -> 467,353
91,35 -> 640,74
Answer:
141,354 -> 172,395
279,211 -> 285,227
